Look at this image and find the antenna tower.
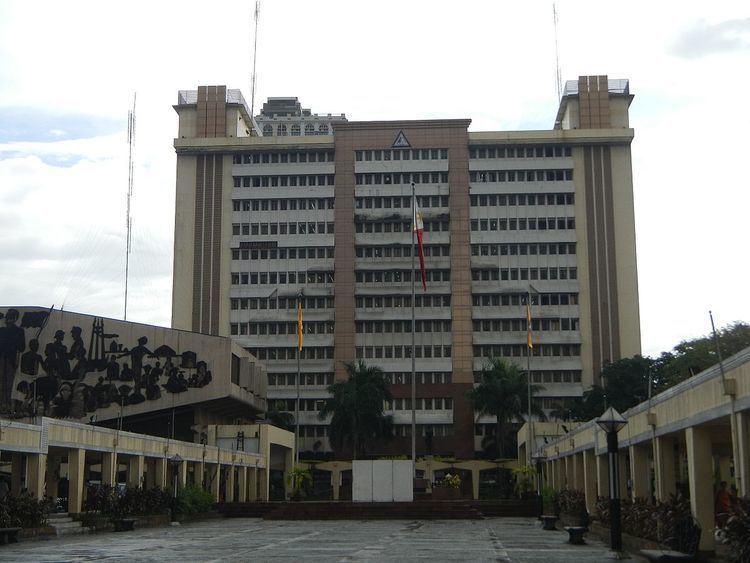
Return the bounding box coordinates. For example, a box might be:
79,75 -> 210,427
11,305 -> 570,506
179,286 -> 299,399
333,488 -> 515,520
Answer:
250,1 -> 261,117
124,93 -> 136,321
553,3 -> 563,102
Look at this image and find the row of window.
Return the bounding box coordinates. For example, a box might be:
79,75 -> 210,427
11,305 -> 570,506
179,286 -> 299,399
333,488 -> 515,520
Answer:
297,425 -> 329,438
385,397 -> 453,411
275,398 -> 329,412
356,320 -> 452,334
233,174 -> 335,188
233,198 -> 334,212
470,216 -> 575,232
470,193 -> 574,207
233,151 -> 334,165
232,221 -> 335,236
231,296 -> 334,311
262,123 -> 331,137
356,245 -> 449,259
230,270 -> 334,286
243,321 -> 335,336
473,292 -> 578,307
355,345 -> 452,360
356,294 -> 451,309
470,145 -> 572,159
355,171 -> 449,186
231,246 -> 334,261
471,243 -> 576,257
470,169 -> 573,183
472,267 -> 578,282
473,318 -> 580,332
245,347 -> 334,361
355,195 -> 448,209
384,372 -> 453,385
393,424 -> 455,438
268,373 -> 334,387
473,370 -> 582,385
356,148 -> 448,162
355,269 -> 450,284
355,220 -> 449,234
474,344 -> 581,358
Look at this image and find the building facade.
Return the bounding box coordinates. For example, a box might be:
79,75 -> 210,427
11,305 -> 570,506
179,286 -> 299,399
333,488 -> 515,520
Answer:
171,77 -> 641,459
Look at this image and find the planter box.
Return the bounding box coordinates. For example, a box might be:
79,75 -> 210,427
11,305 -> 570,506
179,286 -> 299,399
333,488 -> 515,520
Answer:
177,510 -> 221,523
588,521 -> 666,552
18,527 -> 56,541
432,488 -> 461,501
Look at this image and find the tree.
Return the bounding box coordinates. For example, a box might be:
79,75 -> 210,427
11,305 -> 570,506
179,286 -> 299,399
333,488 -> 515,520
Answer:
264,400 -> 295,431
561,322 -> 750,422
659,321 -> 750,388
467,358 -> 544,458
318,360 -> 393,459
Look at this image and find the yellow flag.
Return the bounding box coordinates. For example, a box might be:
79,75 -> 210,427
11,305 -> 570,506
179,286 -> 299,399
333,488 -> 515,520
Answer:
297,301 -> 304,351
526,300 -> 533,349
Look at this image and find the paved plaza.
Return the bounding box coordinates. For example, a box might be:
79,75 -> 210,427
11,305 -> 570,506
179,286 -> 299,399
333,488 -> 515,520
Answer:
0,517 -> 646,562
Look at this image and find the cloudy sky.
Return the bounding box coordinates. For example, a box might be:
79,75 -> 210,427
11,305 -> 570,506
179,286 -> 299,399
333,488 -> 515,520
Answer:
1,1 -> 748,357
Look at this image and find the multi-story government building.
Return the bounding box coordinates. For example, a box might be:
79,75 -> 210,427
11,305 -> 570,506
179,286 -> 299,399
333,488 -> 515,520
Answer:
171,76 -> 641,459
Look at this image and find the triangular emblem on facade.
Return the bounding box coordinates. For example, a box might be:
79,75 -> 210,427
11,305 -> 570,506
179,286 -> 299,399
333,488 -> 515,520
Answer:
392,130 -> 411,148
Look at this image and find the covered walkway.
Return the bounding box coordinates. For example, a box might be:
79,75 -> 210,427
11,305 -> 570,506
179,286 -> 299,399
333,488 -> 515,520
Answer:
523,346 -> 750,553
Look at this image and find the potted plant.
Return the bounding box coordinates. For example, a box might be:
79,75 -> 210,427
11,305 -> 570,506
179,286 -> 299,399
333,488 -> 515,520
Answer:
433,473 -> 461,500
512,465 -> 537,499
287,467 -> 312,501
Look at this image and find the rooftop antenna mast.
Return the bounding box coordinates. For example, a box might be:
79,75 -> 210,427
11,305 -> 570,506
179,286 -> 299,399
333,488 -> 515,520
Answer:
553,3 -> 563,102
250,0 -> 261,118
124,93 -> 136,321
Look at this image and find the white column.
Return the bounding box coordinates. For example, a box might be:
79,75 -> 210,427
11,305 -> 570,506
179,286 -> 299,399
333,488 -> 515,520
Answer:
68,449 -> 86,514
653,436 -> 676,502
685,426 -> 715,553
582,449 -> 597,514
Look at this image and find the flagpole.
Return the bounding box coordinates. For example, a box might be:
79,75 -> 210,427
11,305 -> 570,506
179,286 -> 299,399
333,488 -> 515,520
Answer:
295,290 -> 302,467
410,182 -> 417,479
527,288 -> 533,467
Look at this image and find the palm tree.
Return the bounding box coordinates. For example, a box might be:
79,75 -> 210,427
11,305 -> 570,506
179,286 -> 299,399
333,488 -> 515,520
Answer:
468,358 -> 544,458
319,359 -> 393,459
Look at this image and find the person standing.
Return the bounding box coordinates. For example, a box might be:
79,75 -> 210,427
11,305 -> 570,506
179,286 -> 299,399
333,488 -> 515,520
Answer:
0,309 -> 26,412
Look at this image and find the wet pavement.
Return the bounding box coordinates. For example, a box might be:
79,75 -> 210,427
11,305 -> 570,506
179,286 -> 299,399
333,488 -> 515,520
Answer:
0,517 -> 642,561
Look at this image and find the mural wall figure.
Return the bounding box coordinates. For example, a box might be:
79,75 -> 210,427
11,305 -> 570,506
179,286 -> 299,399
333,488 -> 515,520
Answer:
1,310 -> 216,421
0,309 -> 25,413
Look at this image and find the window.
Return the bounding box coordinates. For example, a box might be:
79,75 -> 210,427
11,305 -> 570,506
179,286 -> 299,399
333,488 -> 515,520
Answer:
277,124 -> 287,136
262,124 -> 272,136
304,123 -> 315,135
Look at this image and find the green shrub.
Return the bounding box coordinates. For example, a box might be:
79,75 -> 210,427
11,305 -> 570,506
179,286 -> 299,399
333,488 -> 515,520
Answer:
83,485 -> 172,520
595,493 -> 692,545
0,492 -> 52,528
725,497 -> 750,563
176,485 -> 214,515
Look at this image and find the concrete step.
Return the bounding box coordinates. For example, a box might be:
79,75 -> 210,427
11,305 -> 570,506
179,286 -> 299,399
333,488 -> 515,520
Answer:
51,521 -> 81,530
57,525 -> 89,536
48,512 -> 71,520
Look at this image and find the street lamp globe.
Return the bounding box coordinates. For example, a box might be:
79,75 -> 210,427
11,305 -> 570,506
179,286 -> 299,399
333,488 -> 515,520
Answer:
595,406 -> 627,434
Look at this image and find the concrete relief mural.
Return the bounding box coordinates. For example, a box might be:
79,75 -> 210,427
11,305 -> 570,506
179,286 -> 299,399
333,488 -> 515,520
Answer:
0,308 -> 213,419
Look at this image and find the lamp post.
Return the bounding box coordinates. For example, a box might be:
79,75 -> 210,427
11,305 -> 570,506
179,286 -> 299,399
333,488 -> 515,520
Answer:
169,453 -> 183,522
595,407 -> 628,555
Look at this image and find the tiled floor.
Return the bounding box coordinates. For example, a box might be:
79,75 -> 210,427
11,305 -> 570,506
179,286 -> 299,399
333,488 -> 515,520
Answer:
0,517 -> 640,562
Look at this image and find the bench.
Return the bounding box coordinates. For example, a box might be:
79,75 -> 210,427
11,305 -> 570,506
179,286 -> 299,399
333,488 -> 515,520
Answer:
113,518 -> 137,532
0,528 -> 21,545
540,515 -> 558,530
640,516 -> 701,563
564,526 -> 586,545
